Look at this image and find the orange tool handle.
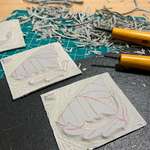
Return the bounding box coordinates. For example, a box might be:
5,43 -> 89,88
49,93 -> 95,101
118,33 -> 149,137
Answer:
119,54 -> 150,71
112,28 -> 150,47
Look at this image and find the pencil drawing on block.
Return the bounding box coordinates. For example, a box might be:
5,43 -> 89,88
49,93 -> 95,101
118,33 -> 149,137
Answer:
41,73 -> 146,150
1,42 -> 81,99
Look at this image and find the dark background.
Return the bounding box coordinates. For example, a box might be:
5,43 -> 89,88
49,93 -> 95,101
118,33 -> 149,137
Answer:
0,57 -> 150,150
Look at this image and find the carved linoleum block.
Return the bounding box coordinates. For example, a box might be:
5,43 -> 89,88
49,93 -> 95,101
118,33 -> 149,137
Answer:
41,73 -> 146,150
0,20 -> 25,52
1,42 -> 81,99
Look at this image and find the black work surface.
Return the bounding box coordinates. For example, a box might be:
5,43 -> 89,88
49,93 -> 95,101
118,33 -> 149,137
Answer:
0,57 -> 150,150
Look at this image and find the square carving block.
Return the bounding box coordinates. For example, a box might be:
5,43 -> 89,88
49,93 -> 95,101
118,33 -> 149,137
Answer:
1,42 -> 81,99
41,73 -> 146,150
0,20 -> 25,52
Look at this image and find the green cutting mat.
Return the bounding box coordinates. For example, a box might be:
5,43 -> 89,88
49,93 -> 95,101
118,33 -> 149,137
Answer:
0,10 -> 108,79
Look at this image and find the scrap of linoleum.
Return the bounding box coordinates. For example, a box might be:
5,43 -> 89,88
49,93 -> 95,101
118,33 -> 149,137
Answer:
41,73 -> 146,150
0,20 -> 25,52
1,42 -> 81,99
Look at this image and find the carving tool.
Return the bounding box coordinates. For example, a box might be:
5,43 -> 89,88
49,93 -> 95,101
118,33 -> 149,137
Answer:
96,27 -> 150,47
24,0 -> 83,5
92,53 -> 150,71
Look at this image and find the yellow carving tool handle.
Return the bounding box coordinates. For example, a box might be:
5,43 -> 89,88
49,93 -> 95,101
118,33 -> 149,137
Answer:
112,28 -> 150,47
119,54 -> 150,71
